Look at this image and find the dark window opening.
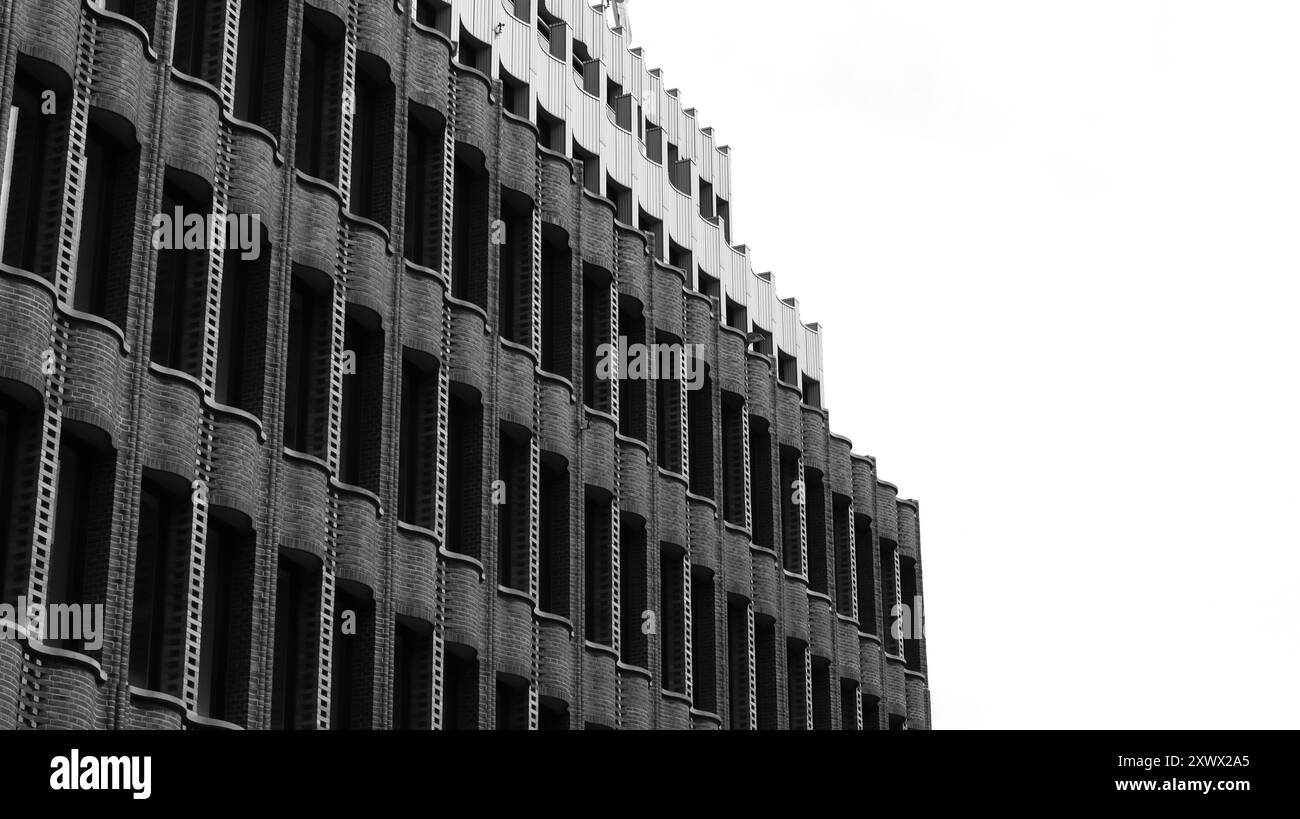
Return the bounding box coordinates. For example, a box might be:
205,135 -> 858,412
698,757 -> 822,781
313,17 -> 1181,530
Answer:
404,103 -> 447,270
583,488 -> 613,646
749,418 -> 774,549
332,579 -> 374,733
498,188 -> 535,347
414,0 -> 452,37
48,430 -> 114,654
495,674 -> 528,730
98,1 -> 157,35
129,473 -> 192,694
398,349 -> 439,530
538,453 -> 570,618
890,713 -> 907,731
696,270 -> 719,308
882,541 -> 900,655
392,616 -> 434,729
573,140 -> 600,195
295,9 -> 343,183
691,566 -> 717,713
446,384 -> 484,558
777,350 -> 798,386
669,242 -> 692,277
150,171 -> 212,377
270,550 -> 321,730
536,104 -> 565,153
216,227 -> 271,417
645,124 -> 663,164
726,596 -> 750,729
340,307 -> 384,492
802,375 -> 822,409
811,657 -> 831,730
457,27 -> 492,75
833,495 -> 854,616
172,0 -> 223,86
749,323 -> 774,356
902,557 -> 922,671
779,446 -> 802,573
806,469 -> 828,594
619,514 -> 647,668
654,330 -> 684,474
282,265 -> 332,457
2,62 -> 67,281
442,644 -> 479,730
720,392 -> 745,525
330,583 -> 375,730
581,266 -> 612,414
716,196 -> 731,243
699,180 -> 715,219
606,176 -> 632,224
452,147 -> 489,308
497,422 -> 531,592
539,228 -> 572,379
351,54 -> 395,227
501,70 -> 530,118
0,395 -> 35,605
198,514 -> 255,724
234,0 -> 287,137
659,543 -> 686,695
865,695 -> 881,730
638,209 -> 664,262
855,515 -> 877,634
725,298 -> 747,333
687,367 -> 713,498
754,615 -> 777,730
539,696 -> 569,730
617,296 -> 647,443
76,114 -> 138,327
840,679 -> 859,731
786,639 -> 808,730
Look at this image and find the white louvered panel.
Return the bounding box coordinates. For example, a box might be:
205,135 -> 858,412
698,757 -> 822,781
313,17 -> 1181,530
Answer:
716,147 -> 732,200
749,272 -> 775,332
499,7 -> 534,85
694,213 -> 721,279
801,325 -> 824,382
569,79 -> 601,155
669,185 -> 692,251
536,39 -> 568,118
608,118 -> 635,187
724,245 -> 750,308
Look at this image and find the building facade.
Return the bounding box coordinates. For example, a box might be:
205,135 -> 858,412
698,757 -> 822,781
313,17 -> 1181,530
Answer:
0,0 -> 930,730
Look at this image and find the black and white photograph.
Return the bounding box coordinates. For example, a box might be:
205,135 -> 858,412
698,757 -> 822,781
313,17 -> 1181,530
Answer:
0,0 -> 1293,807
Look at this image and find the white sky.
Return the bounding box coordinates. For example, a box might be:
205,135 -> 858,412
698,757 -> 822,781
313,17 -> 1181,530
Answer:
634,0 -> 1300,728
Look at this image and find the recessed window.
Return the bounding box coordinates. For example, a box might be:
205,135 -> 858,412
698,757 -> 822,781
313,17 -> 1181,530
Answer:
840,679 -> 859,731
659,543 -> 686,695
234,0 -> 287,136
283,265 -> 332,457
331,581 -> 375,730
786,639 -> 808,730
199,515 -> 255,724
654,330 -> 684,474
340,308 -> 384,492
583,488 -> 613,646
726,596 -> 750,729
398,349 -> 439,530
582,265 -> 612,414
855,514 -> 876,634
720,392 -> 745,525
271,550 -> 321,730
351,54 -> 395,227
2,61 -> 67,281
49,428 -> 115,654
749,417 -> 774,548
295,9 -> 343,183
392,616 -> 434,729
75,113 -> 138,327
687,366 -> 714,498
540,228 -> 573,379
452,147 -> 489,308
538,453 -> 570,618
779,446 -> 802,573
833,495 -> 854,616
405,103 -> 446,270
497,422 -> 531,592
501,69 -> 530,118
414,0 -> 452,37
216,227 -> 270,417
617,296 -> 647,442
498,188 -> 535,346
619,515 -> 648,668
446,384 -> 484,558
754,615 -> 777,729
172,0 -> 223,86
811,656 -> 831,730
442,644 -> 479,730
150,170 -> 212,378
130,473 -> 192,693
457,27 -> 491,75
691,565 -> 717,713
495,674 -> 528,730
806,469 -> 828,594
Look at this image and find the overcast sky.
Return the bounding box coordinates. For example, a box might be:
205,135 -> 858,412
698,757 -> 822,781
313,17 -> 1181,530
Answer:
634,0 -> 1300,729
